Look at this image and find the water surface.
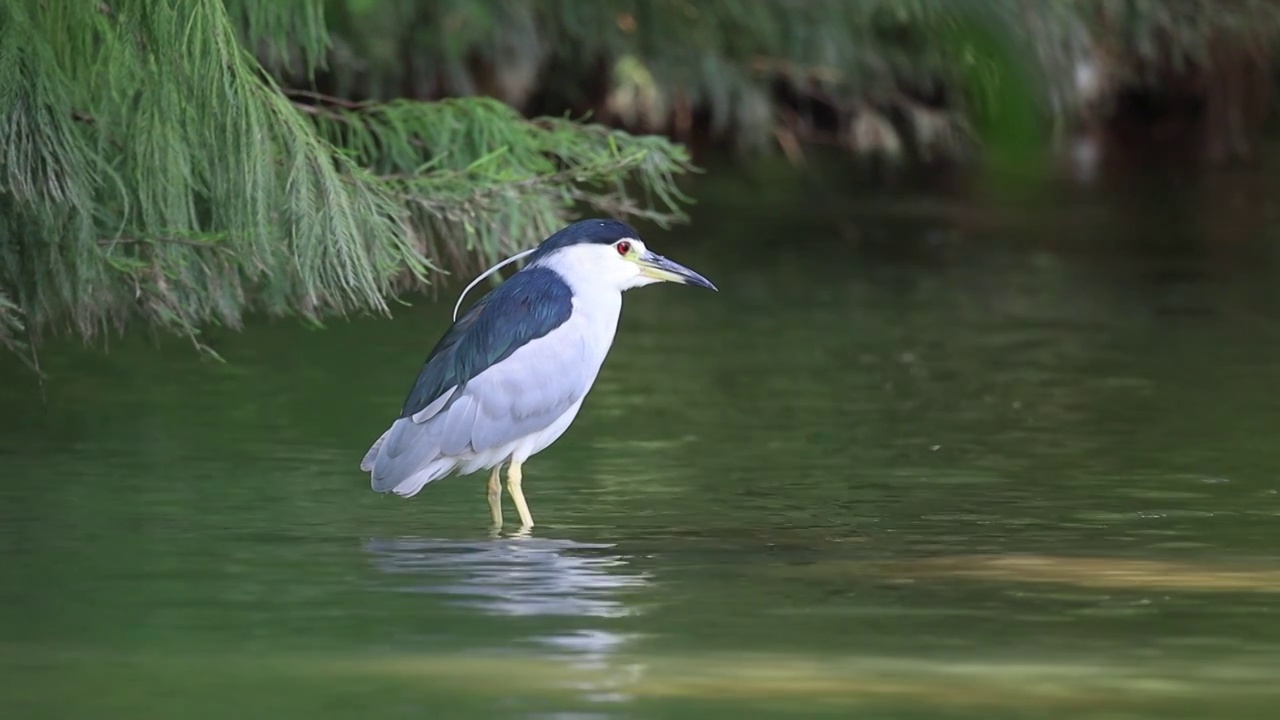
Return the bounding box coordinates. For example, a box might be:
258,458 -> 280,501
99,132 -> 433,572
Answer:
4,155 -> 1280,718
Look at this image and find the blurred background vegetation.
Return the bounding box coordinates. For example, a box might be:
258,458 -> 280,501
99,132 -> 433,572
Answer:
5,0 -> 1280,359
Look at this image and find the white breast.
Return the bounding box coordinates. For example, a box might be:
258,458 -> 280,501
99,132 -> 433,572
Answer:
537,249 -> 625,378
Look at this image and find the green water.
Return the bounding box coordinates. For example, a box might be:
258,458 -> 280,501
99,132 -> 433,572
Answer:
5,156 -> 1280,719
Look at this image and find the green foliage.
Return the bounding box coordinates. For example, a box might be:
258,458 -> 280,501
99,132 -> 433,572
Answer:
7,0 -> 1280,361
0,0 -> 693,359
319,1 -> 1280,152
322,1 -> 1019,139
304,96 -> 692,275
1086,0 -> 1280,67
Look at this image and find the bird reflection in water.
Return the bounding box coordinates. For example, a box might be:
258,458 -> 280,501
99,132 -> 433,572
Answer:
365,536 -> 649,704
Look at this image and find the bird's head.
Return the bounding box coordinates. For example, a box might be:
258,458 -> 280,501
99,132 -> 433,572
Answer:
530,218 -> 717,293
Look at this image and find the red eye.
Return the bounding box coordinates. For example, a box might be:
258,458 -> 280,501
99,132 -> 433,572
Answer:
616,241 -> 631,255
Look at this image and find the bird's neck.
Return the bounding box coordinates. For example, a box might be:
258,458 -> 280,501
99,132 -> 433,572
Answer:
557,270 -> 622,325
541,261 -> 622,348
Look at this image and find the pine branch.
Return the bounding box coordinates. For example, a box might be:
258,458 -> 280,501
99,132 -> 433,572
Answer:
0,0 -> 696,358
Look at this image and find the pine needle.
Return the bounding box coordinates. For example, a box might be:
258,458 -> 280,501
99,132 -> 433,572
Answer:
0,0 -> 694,355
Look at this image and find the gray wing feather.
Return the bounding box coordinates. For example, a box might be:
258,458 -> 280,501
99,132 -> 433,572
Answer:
366,324 -> 594,492
411,386 -> 456,423
364,386 -> 458,487
369,419 -> 439,491
467,329 -> 591,452
438,394 -> 479,456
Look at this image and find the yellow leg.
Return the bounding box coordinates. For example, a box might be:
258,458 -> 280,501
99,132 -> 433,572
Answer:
506,460 -> 534,529
487,465 -> 503,527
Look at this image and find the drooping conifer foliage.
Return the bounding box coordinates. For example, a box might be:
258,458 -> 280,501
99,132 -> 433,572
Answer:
4,0 -> 1280,359
0,0 -> 693,357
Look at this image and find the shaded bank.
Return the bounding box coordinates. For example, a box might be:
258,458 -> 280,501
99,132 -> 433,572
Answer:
311,1 -> 1280,167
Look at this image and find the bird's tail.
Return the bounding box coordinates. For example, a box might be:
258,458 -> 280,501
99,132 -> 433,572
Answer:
362,418 -> 457,497
360,428 -> 390,472
386,459 -> 456,498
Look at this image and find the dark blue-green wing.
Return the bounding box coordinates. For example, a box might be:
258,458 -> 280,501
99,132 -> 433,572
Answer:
398,266 -> 574,420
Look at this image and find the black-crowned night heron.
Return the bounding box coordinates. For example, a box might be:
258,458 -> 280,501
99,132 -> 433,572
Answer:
361,218 -> 716,528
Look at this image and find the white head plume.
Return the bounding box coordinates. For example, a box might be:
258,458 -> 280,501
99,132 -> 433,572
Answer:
452,247 -> 539,321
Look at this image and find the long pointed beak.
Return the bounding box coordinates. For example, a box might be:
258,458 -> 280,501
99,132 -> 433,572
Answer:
636,250 -> 717,291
